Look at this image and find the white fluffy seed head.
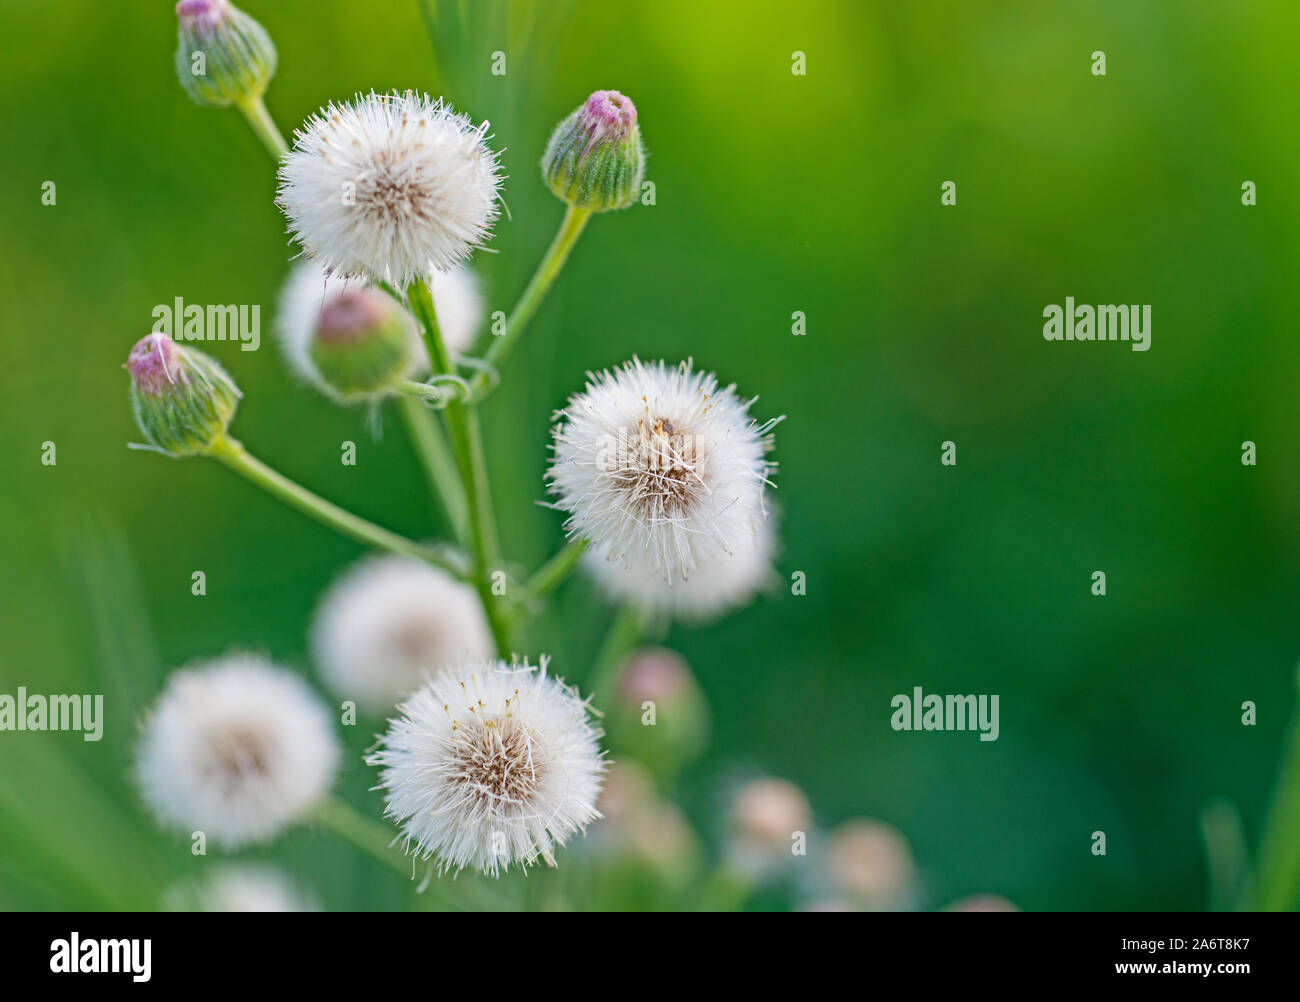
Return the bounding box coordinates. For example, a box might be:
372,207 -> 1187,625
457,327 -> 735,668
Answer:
547,358 -> 780,615
367,659 -> 606,877
276,261 -> 483,399
278,91 -> 503,288
168,864 -> 319,912
310,554 -> 494,717
584,507 -> 778,619
135,653 -> 339,849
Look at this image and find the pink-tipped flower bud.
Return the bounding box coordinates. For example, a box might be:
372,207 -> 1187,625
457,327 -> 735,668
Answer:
542,90 -> 645,211
127,334 -> 241,456
607,648 -> 708,782
276,264 -> 425,404
731,777 -> 811,855
308,288 -> 418,401
828,819 -> 915,907
174,0 -> 276,108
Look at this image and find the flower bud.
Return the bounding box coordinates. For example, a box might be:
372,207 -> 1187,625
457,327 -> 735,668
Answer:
731,777 -> 811,855
307,287 -> 419,401
607,647 -> 708,782
542,90 -> 645,211
828,819 -> 915,907
726,776 -> 811,880
127,334 -> 241,456
174,0 -> 276,108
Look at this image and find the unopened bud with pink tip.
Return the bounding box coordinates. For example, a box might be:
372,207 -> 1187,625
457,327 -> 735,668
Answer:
542,90 -> 645,211
174,0 -> 276,108
607,647 -> 708,781
126,334 -> 241,456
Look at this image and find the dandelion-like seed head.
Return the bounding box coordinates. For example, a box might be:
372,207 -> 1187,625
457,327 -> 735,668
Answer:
277,91 -> 503,288
310,554 -> 493,716
135,653 -> 339,849
168,864 -> 319,912
368,659 -> 605,877
547,358 -> 779,614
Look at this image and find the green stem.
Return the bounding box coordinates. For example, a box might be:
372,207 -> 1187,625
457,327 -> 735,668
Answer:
471,204 -> 592,398
408,279 -> 513,656
694,863 -> 755,912
396,378 -> 469,406
313,798 -> 509,911
586,603 -> 645,708
207,435 -> 467,579
525,537 -> 589,602
234,93 -> 289,159
313,796 -> 411,878
1249,700 -> 1300,910
396,395 -> 469,543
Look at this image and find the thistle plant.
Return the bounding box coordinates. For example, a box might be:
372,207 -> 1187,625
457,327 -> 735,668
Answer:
128,2 -> 787,902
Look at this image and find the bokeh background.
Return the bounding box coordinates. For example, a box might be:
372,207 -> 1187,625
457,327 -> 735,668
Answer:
2,0 -> 1299,911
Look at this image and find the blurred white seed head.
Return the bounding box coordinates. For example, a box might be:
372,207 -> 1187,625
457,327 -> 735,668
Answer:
368,659 -> 605,877
310,554 -> 493,716
167,864 -> 319,912
547,358 -> 779,616
587,512 -> 778,620
135,653 -> 339,849
427,265 -> 485,353
278,91 -> 503,288
827,819 -> 915,906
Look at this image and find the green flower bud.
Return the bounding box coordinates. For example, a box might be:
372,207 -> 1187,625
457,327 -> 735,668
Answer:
127,334 -> 241,456
606,648 -> 708,783
174,0 -> 276,108
303,286 -> 419,402
542,90 -> 645,211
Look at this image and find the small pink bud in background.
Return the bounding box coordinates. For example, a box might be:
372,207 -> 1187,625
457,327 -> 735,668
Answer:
731,777 -> 811,853
828,819 -> 915,906
946,894 -> 1019,912
607,647 -> 708,783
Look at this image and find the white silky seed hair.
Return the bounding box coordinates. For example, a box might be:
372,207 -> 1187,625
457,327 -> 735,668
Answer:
277,90 -> 503,288
547,358 -> 780,613
368,659 -> 605,877
310,553 -> 493,717
135,653 -> 340,849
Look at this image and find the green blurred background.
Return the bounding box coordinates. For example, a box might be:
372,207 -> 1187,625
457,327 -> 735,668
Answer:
1,0 -> 1299,911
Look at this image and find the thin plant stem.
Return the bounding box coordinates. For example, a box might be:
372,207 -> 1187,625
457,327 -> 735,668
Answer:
524,537 -> 589,602
1247,696 -> 1300,911
234,93 -> 289,159
585,602 -> 645,707
396,377 -> 469,406
471,204 -> 592,398
407,279 -> 513,655
396,395 -> 469,542
207,434 -> 467,579
313,796 -> 409,877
